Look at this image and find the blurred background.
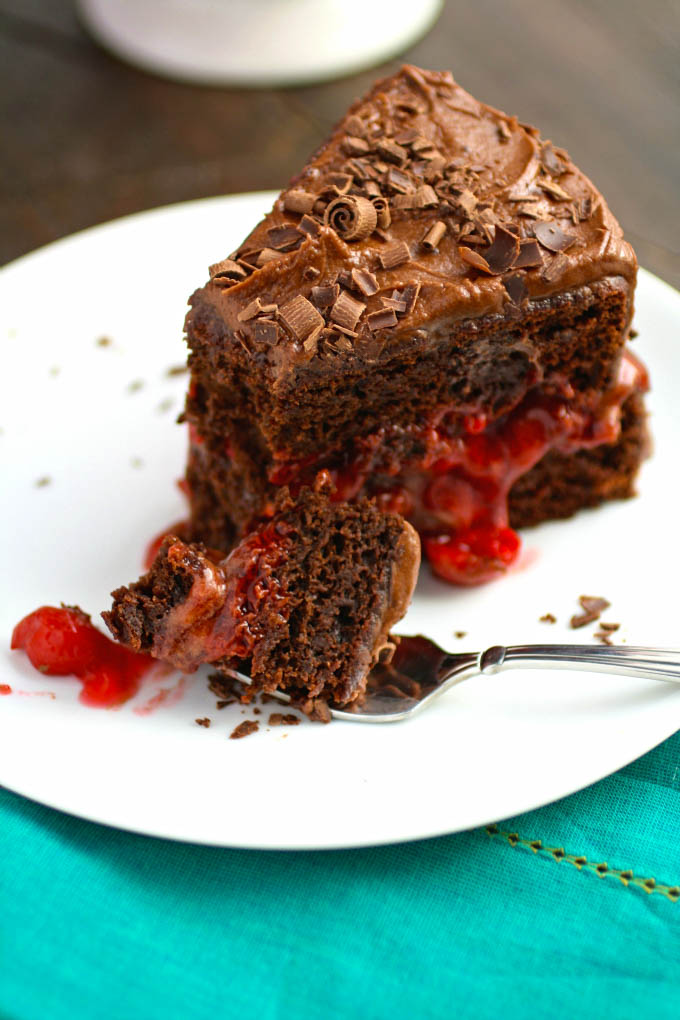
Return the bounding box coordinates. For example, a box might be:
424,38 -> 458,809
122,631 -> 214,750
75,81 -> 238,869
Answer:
1,0 -> 678,286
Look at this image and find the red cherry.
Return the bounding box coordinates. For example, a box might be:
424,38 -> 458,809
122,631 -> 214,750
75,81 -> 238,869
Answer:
424,526 -> 520,585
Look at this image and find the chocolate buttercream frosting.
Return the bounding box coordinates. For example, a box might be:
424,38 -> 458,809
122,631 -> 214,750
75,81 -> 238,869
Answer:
191,65 -> 636,377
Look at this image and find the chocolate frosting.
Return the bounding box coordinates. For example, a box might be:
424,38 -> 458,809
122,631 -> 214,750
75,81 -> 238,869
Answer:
191,66 -> 636,382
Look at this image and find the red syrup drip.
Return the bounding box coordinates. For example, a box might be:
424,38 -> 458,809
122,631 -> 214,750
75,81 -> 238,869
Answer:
11,606 -> 153,708
264,351 -> 647,586
0,684 -> 11,695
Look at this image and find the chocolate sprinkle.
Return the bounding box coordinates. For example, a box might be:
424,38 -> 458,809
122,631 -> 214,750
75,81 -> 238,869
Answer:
378,240 -> 411,269
534,221 -> 577,253
279,295 -> 324,341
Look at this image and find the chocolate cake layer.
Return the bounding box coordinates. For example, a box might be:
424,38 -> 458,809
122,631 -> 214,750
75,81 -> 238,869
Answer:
104,494 -> 420,705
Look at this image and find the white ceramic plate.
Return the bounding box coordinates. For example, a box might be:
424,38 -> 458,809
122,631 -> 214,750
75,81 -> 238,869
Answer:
2,193 -> 679,850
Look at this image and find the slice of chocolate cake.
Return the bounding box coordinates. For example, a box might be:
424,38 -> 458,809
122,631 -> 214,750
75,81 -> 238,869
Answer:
182,65 -> 649,584
103,494 -> 420,707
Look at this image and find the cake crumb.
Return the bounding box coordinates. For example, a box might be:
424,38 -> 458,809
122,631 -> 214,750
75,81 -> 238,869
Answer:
127,379 -> 145,394
216,698 -> 236,709
570,595 -> 610,629
35,476 -> 51,488
230,720 -> 259,739
96,336 -> 112,347
540,613 -> 557,624
165,364 -> 188,377
195,717 -> 211,727
269,713 -> 301,726
454,630 -> 467,639
594,631 -> 614,645
300,698 -> 332,723
253,707 -> 261,715
598,622 -> 620,632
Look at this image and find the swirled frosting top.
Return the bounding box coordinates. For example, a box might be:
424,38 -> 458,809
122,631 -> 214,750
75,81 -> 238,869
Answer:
192,66 -> 636,373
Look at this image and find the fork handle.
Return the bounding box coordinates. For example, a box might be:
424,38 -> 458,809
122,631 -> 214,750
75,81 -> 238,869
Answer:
479,644 -> 680,684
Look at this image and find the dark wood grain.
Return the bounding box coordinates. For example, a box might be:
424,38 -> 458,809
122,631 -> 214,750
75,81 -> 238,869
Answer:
1,0 -> 678,287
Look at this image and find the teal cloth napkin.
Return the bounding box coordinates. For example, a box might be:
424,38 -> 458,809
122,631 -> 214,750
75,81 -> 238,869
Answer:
3,733 -> 680,1020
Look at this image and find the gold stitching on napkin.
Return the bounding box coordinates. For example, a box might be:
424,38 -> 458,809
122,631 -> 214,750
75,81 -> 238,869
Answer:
484,825 -> 679,903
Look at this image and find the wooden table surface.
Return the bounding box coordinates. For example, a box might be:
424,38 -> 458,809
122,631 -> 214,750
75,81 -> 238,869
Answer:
2,0 -> 679,287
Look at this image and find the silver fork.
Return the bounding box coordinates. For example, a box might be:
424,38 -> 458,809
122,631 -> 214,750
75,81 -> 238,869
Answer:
226,635 -> 680,723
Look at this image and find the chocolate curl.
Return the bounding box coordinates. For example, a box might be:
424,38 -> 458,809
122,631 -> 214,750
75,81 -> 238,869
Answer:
278,295 -> 324,342
367,308 -> 398,331
324,196 -> 378,241
330,290 -> 366,332
283,189 -> 317,215
208,259 -> 247,285
371,196 -> 391,230
422,221 -> 447,251
378,241 -> 411,270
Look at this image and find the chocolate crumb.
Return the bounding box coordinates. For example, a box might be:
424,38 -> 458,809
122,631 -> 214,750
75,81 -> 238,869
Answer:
594,631 -> 614,646
540,613 -> 557,624
127,379 -> 145,394
268,713 -> 301,726
165,364 -> 188,377
96,336 -> 112,348
195,717 -> 211,728
230,720 -> 259,739
35,476 -> 51,488
157,397 -> 174,414
454,631 -> 467,639
570,595 -> 611,629
48,366 -> 60,377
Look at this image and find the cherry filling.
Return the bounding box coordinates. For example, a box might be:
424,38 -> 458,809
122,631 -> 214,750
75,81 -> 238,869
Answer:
264,350 -> 648,585
11,606 -> 153,707
151,521 -> 292,673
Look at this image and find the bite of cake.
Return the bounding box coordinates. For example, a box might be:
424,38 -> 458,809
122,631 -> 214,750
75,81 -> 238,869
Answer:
103,493 -> 420,707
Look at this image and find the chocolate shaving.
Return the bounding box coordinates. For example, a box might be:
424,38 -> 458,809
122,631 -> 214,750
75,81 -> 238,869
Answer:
481,225 -> 520,273
378,240 -> 411,270
324,195 -> 377,241
540,613 -> 557,624
503,272 -> 528,306
453,189 -> 478,216
570,595 -> 611,629
412,184 -> 438,208
298,214 -> 320,238
541,251 -> 570,283
371,196 -> 391,229
538,178 -> 572,201
256,248 -> 284,266
540,142 -> 566,176
399,282 -> 421,315
599,622 -> 620,632
230,720 -> 259,739
283,189 -> 317,215
514,238 -> 544,268
195,717 -> 211,727
310,284 -> 339,309
237,298 -> 265,322
384,167 -> 413,194
343,135 -> 370,156
458,246 -> 493,273
381,296 -> 407,313
251,318 -> 280,344
278,295 -> 324,341
422,220 -> 447,250
328,172 -> 353,194
376,138 -> 408,164
208,258 -> 247,284
497,120 -> 512,142
330,290 -> 366,332
367,308 -> 398,331
344,114 -> 366,137
266,225 -> 303,250
350,268 -> 379,296
303,266 -> 320,281
534,221 -> 577,253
